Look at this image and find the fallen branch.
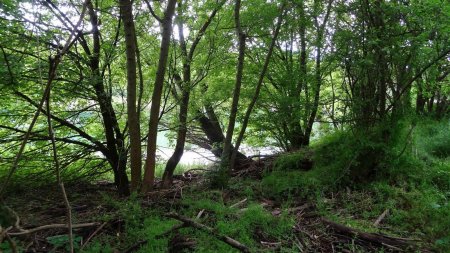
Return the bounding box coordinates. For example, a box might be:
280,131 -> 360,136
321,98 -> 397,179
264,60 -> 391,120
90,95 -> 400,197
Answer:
321,218 -> 415,249
286,203 -> 312,214
8,222 -> 99,236
165,212 -> 250,252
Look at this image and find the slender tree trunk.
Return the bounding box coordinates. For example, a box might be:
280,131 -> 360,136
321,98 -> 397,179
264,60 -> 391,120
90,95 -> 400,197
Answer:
415,77 -> 425,114
305,0 -> 332,144
87,1 -> 129,195
221,0 -> 246,173
162,0 -> 226,187
45,84 -> 74,253
230,5 -> 285,170
287,0 -> 308,151
142,0 -> 177,192
120,0 -> 141,192
162,5 -> 190,187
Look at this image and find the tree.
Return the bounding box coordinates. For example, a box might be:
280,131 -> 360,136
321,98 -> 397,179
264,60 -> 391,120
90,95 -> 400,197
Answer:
161,0 -> 226,188
119,0 -> 141,192
220,0 -> 246,174
142,0 -> 177,192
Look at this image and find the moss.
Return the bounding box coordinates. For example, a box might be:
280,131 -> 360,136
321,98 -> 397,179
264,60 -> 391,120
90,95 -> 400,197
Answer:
272,148 -> 314,171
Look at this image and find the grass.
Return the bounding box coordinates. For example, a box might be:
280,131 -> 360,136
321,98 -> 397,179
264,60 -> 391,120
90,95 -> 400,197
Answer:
79,185 -> 296,253
2,117 -> 448,252
260,117 -> 450,252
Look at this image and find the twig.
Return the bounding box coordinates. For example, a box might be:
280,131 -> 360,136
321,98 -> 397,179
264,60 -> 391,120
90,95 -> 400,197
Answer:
196,209 -> 205,219
80,222 -> 107,250
8,222 -> 99,236
238,202 -> 270,214
321,218 -> 415,249
229,198 -> 247,209
165,212 -> 250,252
46,57 -> 74,253
373,209 -> 389,227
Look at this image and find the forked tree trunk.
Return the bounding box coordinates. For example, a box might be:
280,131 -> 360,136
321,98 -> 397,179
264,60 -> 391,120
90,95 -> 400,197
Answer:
230,4 -> 285,170
162,0 -> 226,187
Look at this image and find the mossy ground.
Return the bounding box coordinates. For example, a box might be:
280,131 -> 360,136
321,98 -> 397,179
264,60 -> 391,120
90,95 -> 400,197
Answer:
1,118 -> 448,252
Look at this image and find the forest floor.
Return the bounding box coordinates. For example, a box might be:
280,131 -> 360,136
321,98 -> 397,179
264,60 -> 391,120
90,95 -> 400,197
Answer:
1,165 -> 432,253
2,120 -> 449,253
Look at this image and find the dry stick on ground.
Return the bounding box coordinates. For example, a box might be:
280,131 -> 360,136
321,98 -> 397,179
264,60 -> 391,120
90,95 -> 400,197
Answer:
229,198 -> 247,209
373,209 -> 389,227
196,209 -> 205,219
165,212 -> 250,253
321,218 -> 415,249
8,223 -> 99,236
0,0 -> 89,199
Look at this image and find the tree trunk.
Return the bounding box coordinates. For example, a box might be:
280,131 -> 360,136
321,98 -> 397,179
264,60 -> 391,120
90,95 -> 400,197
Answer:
142,0 -> 177,192
120,0 -> 142,192
305,0 -> 332,144
162,0 -> 227,187
87,0 -> 129,195
221,0 -> 246,173
415,77 -> 425,114
230,4 -> 285,170
162,5 -> 190,187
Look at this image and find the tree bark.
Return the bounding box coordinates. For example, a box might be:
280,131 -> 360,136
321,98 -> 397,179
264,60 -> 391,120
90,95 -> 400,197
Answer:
87,1 -> 129,195
162,0 -> 226,187
120,0 -> 142,192
221,0 -> 246,173
162,3 -> 190,187
304,0 -> 333,144
230,4 -> 285,170
142,0 -> 177,192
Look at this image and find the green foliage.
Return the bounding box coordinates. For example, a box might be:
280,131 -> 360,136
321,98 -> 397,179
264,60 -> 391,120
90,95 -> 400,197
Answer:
47,234 -> 82,252
272,148 -> 314,171
262,130 -> 360,199
263,118 -> 450,251
82,194 -> 176,253
0,239 -> 21,253
180,195 -> 294,252
207,164 -> 230,189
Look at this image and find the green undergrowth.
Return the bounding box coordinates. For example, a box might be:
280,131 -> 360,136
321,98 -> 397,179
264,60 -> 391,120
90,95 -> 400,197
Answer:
81,188 -> 295,253
81,194 -> 176,253
180,194 -> 295,252
261,117 -> 450,251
